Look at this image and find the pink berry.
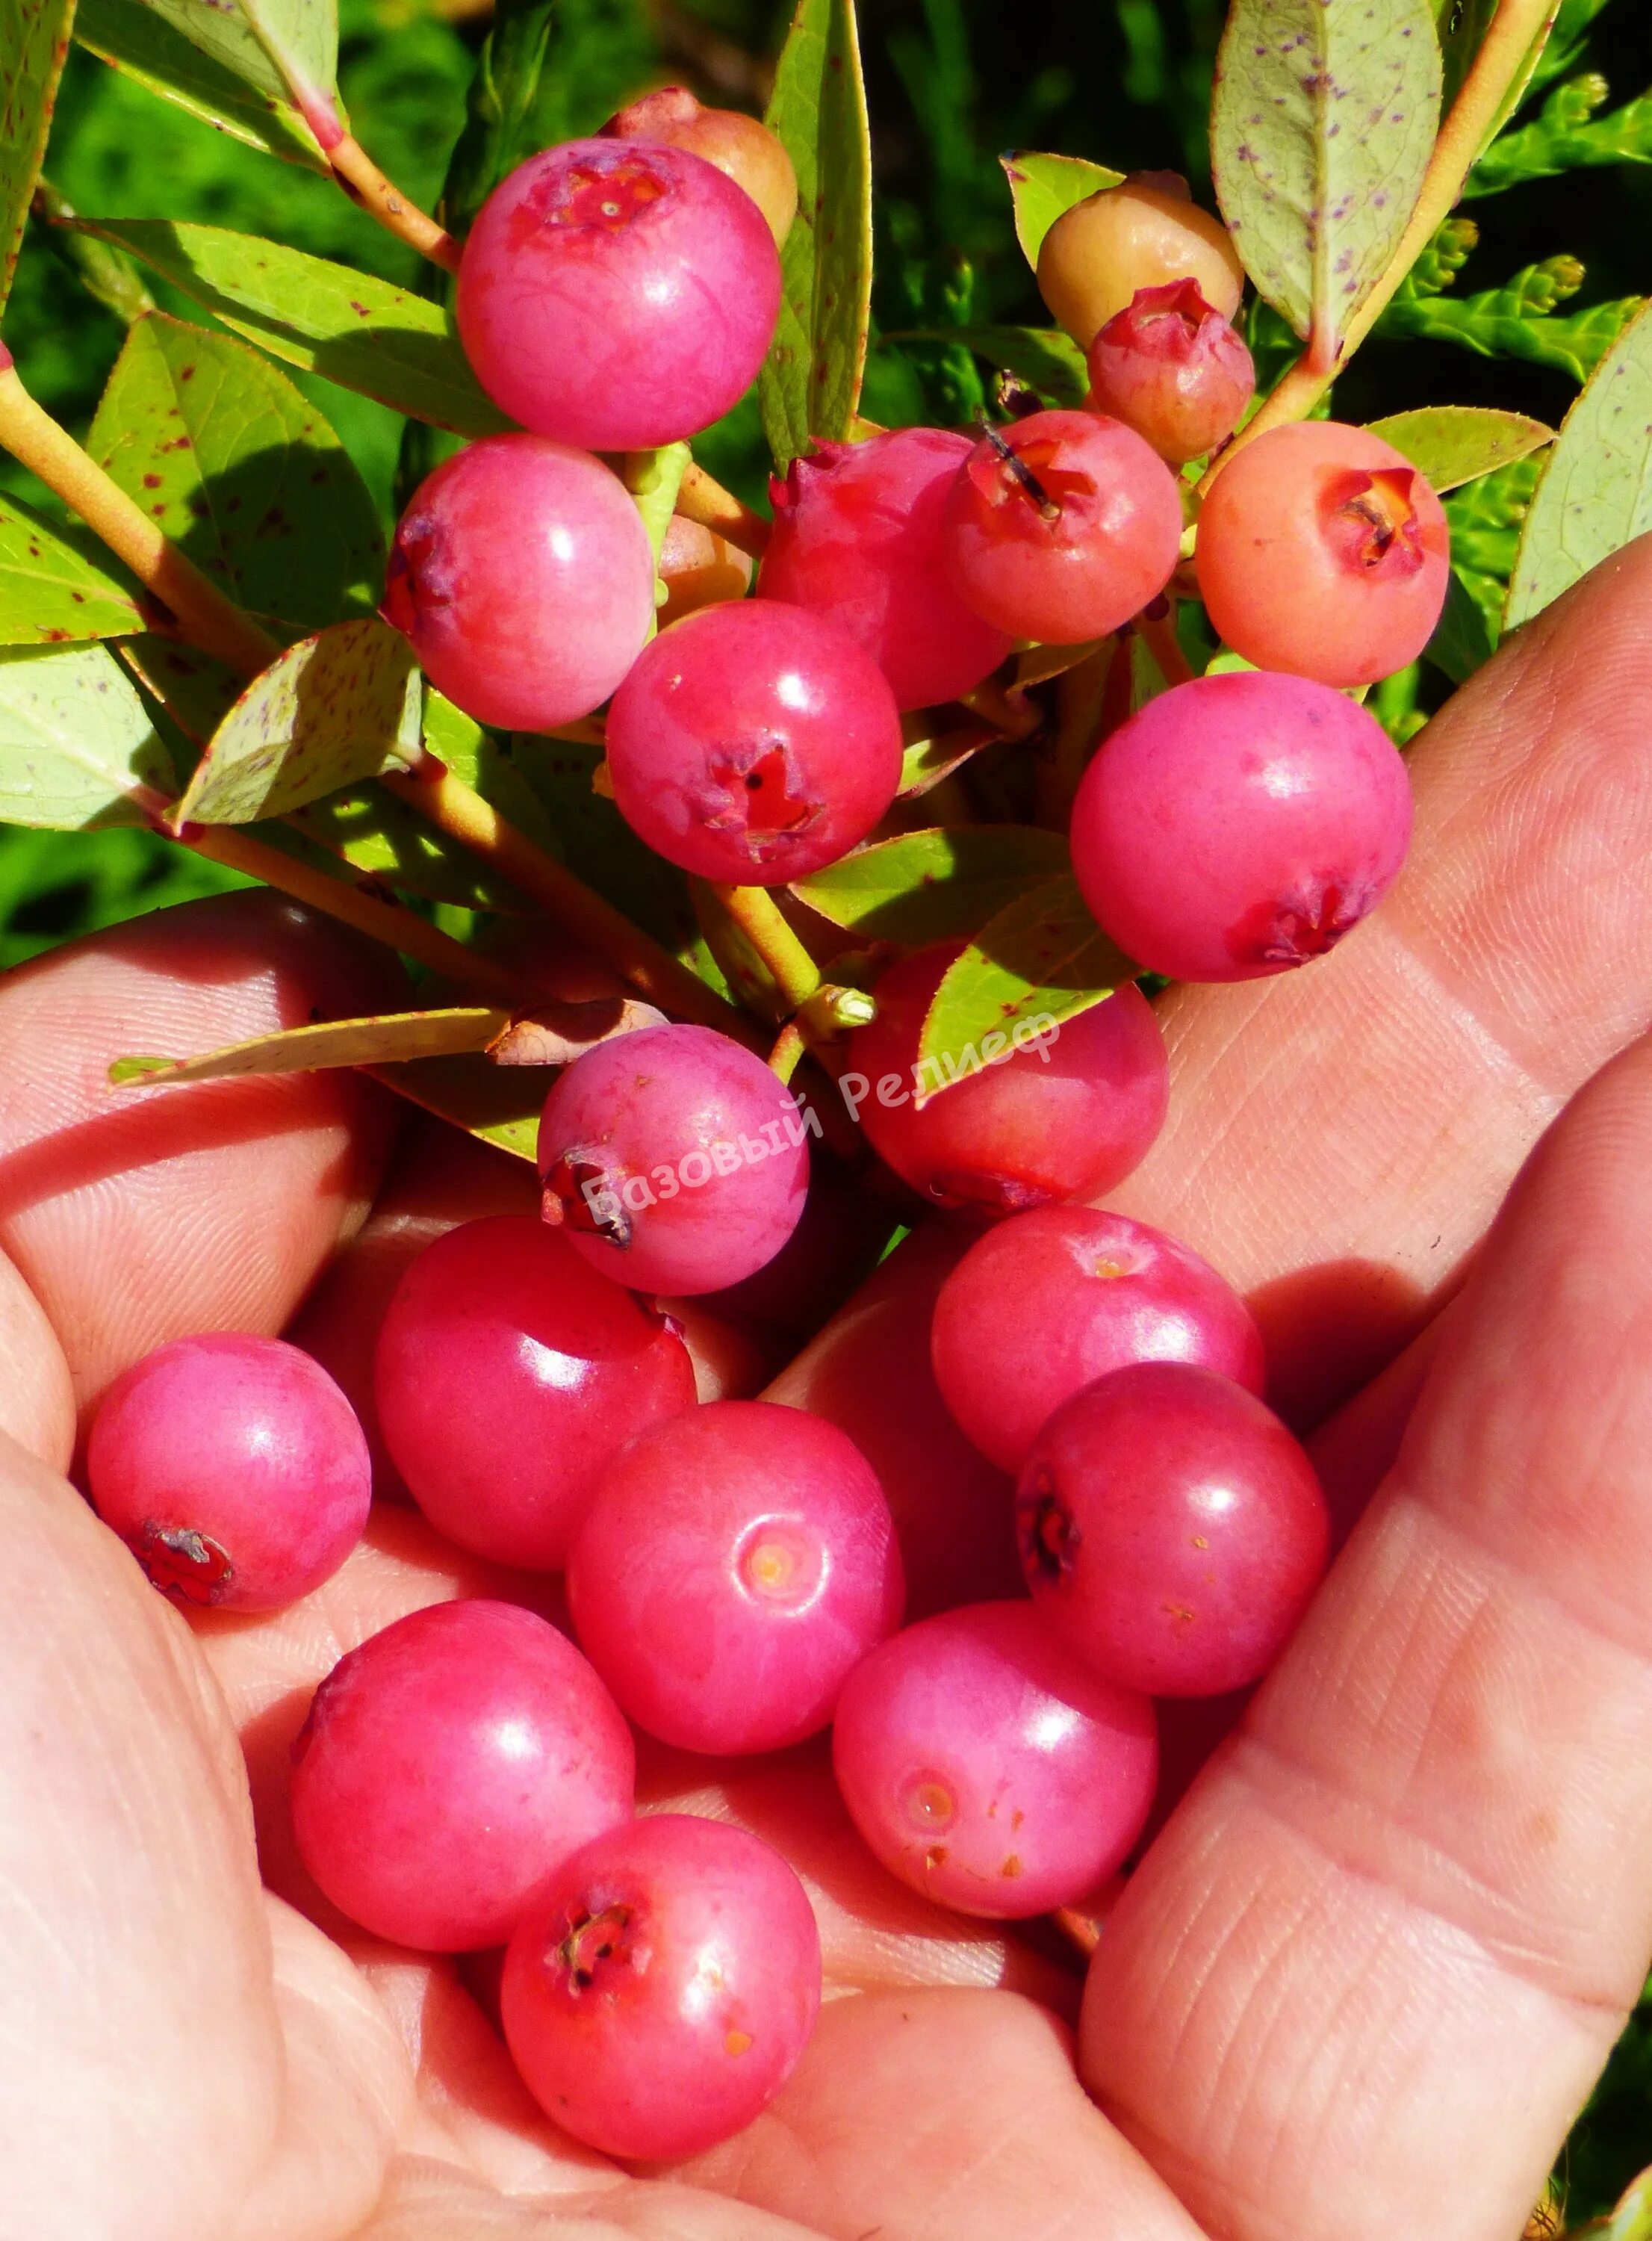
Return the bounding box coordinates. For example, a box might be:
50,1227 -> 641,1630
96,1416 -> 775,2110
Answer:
604,601 -> 903,885
87,1333 -> 370,1611
291,1601 -> 636,1951
382,435 -> 654,734
1017,1362 -> 1330,1696
1084,280 -> 1256,464
502,1813 -> 822,2160
1196,421 -> 1451,686
758,428 -> 1014,710
602,86 -> 797,247
568,1400 -> 903,1754
831,1601 -> 1158,1918
704,1147 -> 894,1348
537,1023 -> 810,1296
931,1206 -> 1265,1473
943,408 -> 1183,644
456,139 -> 780,450
1070,671 -> 1413,983
843,941 -> 1168,1215
373,1214 -> 698,1570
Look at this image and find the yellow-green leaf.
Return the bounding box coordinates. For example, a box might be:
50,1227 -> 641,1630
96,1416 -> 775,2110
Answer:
1506,301 -> 1652,631
796,826 -> 1071,945
896,720 -> 996,799
1000,151 -> 1124,270
110,1005 -> 506,1085
0,642 -> 173,828
1211,0 -> 1442,361
133,0 -> 336,114
760,0 -> 874,469
0,491 -> 146,645
916,872 -> 1134,1105
0,0 -> 75,311
172,618 -> 422,825
1366,404 -> 1555,492
72,220 -> 511,434
364,1051 -> 541,1162
90,311 -> 383,632
75,0 -> 326,169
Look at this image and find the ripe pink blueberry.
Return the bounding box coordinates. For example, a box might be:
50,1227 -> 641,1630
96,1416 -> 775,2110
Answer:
604,601 -> 903,885
1069,670 -> 1414,982
568,1400 -> 904,1755
382,436 -> 654,733
373,1214 -> 698,1570
931,1206 -> 1265,1472
456,138 -> 781,450
1085,280 -> 1257,464
943,408 -> 1184,644
502,1814 -> 822,2160
844,940 -> 1168,1215
291,1600 -> 636,1951
602,86 -> 797,246
758,428 -> 1014,709
87,1333 -> 370,1611
831,1601 -> 1158,1918
1017,1361 -> 1330,1696
537,1023 -> 810,1295
1196,421 -> 1451,686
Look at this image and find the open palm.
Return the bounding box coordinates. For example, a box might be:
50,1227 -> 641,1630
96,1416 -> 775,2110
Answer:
2,542 -> 1651,2241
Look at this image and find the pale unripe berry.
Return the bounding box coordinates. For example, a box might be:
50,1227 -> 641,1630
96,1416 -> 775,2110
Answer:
758,428 -> 1014,710
657,512 -> 752,627
383,436 -> 654,733
832,1601 -> 1158,1918
1196,421 -> 1451,686
603,85 -> 797,245
1038,173 -> 1244,347
1085,280 -> 1257,463
1070,672 -> 1413,982
456,139 -> 780,450
943,408 -> 1183,643
604,600 -> 904,885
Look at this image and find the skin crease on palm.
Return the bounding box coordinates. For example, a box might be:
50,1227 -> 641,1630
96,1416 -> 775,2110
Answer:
1,542 -> 1652,2241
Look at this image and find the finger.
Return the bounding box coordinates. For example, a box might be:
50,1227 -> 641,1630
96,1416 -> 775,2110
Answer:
0,893 -> 403,1424
692,1989 -> 1200,2241
1083,1032 -> 1652,2241
353,2157 -> 822,2240
0,1240 -> 72,1469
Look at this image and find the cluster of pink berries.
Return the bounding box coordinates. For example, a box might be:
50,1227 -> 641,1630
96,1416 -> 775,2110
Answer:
82,107 -> 1451,2165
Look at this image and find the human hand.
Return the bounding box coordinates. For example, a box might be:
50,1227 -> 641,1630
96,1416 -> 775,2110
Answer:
1,539 -> 1651,2241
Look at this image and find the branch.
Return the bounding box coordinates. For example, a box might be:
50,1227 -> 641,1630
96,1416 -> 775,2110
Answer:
677,462 -> 771,558
707,883 -> 822,1014
291,87 -> 463,274
1203,0 -> 1561,485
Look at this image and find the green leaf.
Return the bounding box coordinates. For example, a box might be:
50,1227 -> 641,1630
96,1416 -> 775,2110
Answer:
1575,2166 -> 1652,2241
1468,72 -> 1652,197
111,1005 -> 508,1085
888,323 -> 1089,407
0,0 -> 75,313
73,220 -> 511,434
916,872 -> 1137,1105
760,0 -> 874,470
1211,0 -> 1442,360
90,312 -> 383,633
437,0 -> 556,235
75,0 -> 326,170
1506,301 -> 1652,632
172,619 -> 422,825
1424,565 -> 1498,684
1378,255 -> 1642,383
133,0 -> 336,115
1364,404 -> 1555,492
895,720 -> 996,800
0,491 -> 146,645
0,642 -> 173,829
363,1051 -> 541,1162
1435,450 -> 1544,642
999,151 -> 1123,270
794,825 -> 1069,945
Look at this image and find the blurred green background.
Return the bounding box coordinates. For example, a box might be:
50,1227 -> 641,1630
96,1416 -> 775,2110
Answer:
1,0 -> 1650,2215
